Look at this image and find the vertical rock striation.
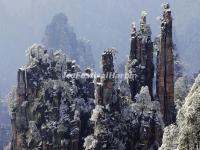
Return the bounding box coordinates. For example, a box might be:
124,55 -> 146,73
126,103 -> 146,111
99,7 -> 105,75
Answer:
96,49 -> 117,107
127,12 -> 154,101
156,3 -> 175,125
84,49 -> 163,150
10,4 -> 178,150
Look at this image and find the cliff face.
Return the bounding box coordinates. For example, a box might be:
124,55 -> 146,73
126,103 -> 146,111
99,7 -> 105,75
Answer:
127,12 -> 154,101
11,45 -> 164,150
95,49 -> 115,107
10,3 -> 179,150
156,4 -> 176,126
11,44 -> 95,150
42,13 -> 95,69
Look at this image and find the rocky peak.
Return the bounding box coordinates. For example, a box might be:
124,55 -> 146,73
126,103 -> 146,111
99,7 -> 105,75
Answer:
42,13 -> 95,69
156,3 -> 176,126
11,44 -> 95,150
127,11 -> 154,101
10,3 -> 182,150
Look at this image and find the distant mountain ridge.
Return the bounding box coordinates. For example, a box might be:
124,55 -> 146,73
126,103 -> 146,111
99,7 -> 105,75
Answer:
42,13 -> 95,69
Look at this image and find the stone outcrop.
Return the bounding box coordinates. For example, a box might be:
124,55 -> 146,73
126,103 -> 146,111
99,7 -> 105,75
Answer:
156,3 -> 176,125
11,44 -> 95,150
84,49 -> 163,150
11,45 -> 164,150
95,48 -> 117,108
10,4 -> 178,150
127,12 -> 154,101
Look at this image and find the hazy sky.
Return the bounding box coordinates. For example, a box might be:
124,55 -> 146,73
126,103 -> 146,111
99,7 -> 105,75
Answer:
0,0 -> 199,95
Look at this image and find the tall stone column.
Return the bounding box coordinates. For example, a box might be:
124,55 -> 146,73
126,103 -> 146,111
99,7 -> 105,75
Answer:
102,49 -> 115,106
157,3 -> 175,125
129,23 -> 137,61
127,13 -> 154,100
95,48 -> 117,109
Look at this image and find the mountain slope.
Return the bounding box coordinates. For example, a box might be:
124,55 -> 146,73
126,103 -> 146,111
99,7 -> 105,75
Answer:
42,13 -> 95,69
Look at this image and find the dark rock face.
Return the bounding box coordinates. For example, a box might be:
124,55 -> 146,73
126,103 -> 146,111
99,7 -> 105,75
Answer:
156,4 -> 176,126
11,45 -> 95,150
127,12 -> 154,101
95,49 -> 116,107
42,13 -> 95,69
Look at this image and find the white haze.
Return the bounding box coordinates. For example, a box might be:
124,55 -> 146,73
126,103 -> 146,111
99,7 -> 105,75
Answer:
0,0 -> 199,95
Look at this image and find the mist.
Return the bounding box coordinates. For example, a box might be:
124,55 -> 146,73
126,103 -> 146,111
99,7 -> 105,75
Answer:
0,0 -> 199,95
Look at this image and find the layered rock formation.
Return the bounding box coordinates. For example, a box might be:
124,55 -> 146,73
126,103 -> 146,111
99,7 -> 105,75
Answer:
156,3 -> 176,125
11,44 -> 95,150
42,13 -> 95,69
127,12 -> 154,101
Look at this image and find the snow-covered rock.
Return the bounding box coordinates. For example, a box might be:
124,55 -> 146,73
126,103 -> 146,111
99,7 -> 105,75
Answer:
160,74 -> 200,150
